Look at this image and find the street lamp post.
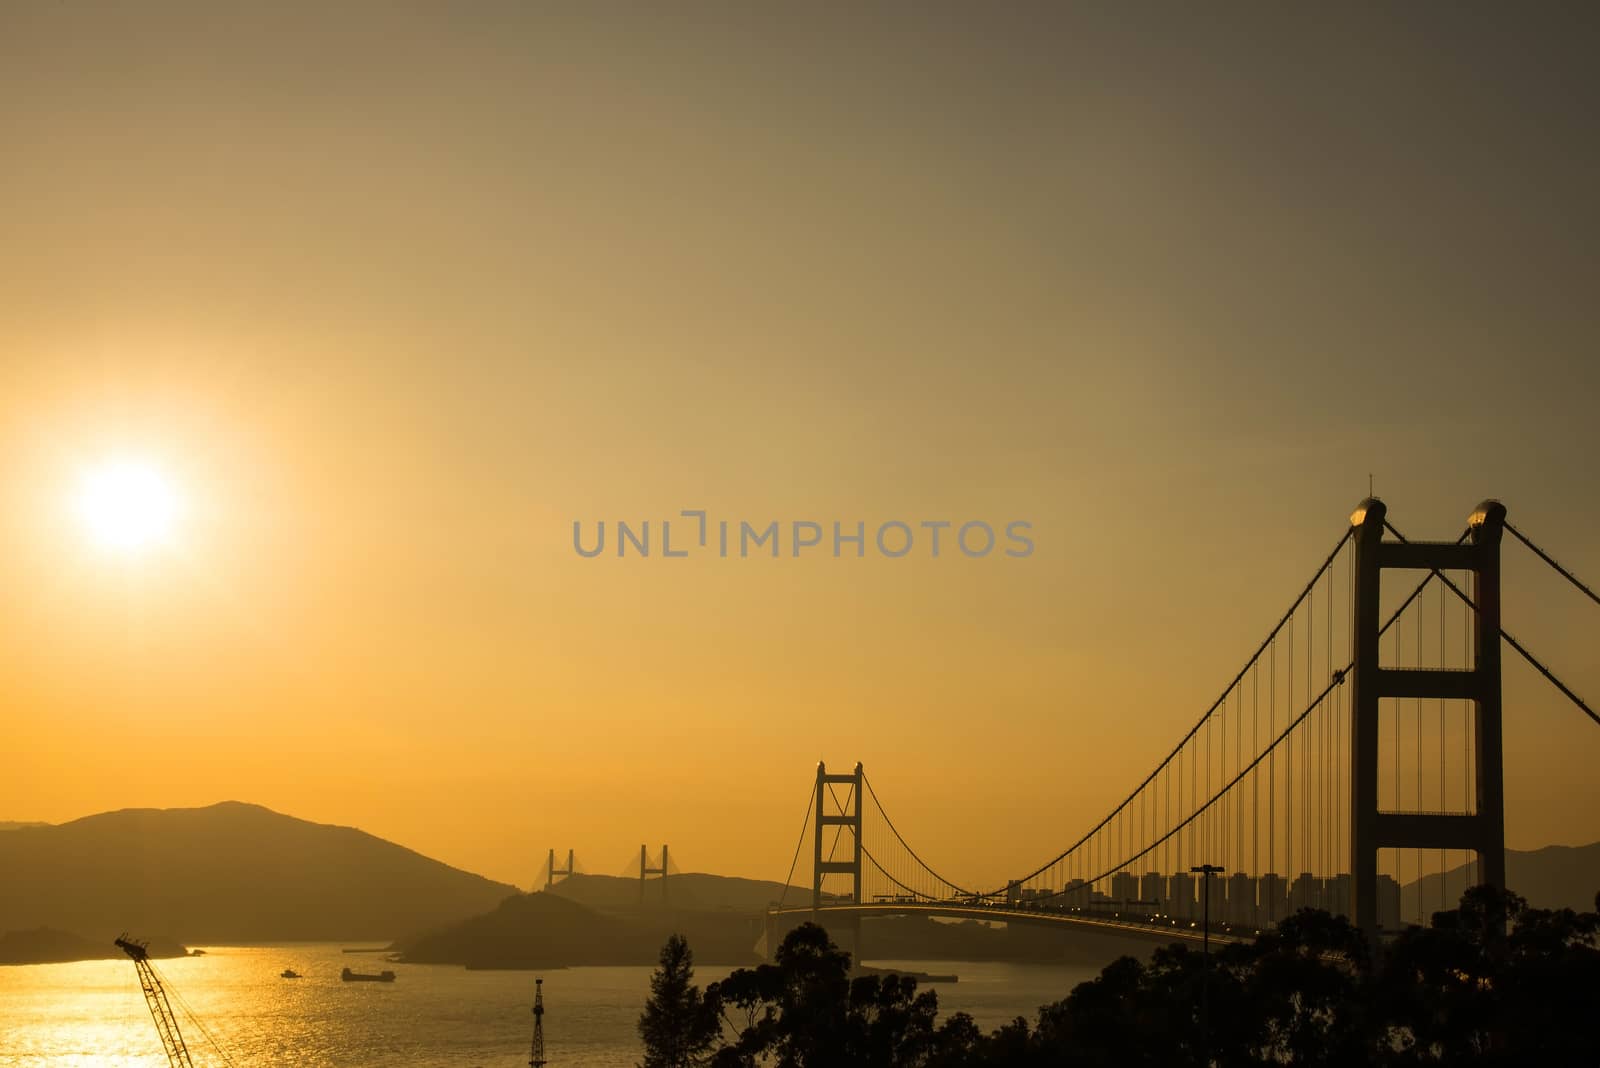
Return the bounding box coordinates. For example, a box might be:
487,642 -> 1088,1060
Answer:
1191,864 -> 1225,1066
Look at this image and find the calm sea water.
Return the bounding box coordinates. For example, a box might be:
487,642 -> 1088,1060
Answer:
0,945 -> 1099,1066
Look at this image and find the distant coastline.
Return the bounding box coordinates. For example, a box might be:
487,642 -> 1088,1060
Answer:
0,928 -> 189,967
6,801 -> 1598,972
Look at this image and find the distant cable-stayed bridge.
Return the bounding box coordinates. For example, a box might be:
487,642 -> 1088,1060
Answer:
766,498 -> 1598,957
539,845 -> 679,902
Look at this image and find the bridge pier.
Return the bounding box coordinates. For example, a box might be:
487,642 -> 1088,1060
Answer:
840,914 -> 864,969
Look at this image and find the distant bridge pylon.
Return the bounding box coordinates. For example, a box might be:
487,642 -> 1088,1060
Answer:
545,848 -> 576,891
641,844 -> 669,903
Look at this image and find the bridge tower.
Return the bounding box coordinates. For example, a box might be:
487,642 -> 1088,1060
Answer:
1349,498 -> 1506,944
546,848 -> 576,891
813,762 -> 863,913
640,844 -> 669,903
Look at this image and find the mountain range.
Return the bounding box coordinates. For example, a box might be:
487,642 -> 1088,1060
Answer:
5,800 -> 1597,968
0,801 -> 517,944
1400,840 -> 1600,920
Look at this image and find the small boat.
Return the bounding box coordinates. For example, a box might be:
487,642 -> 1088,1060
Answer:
341,966 -> 396,983
280,969 -> 301,979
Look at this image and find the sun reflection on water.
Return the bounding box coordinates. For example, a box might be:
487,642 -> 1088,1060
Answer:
0,945 -> 1095,1066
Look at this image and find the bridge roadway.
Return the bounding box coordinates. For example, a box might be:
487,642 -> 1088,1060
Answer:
766,901 -> 1247,955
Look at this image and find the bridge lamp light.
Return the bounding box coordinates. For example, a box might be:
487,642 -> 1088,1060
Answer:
1190,863 -> 1227,1067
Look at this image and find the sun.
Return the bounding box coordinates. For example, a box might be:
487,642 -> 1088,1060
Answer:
74,457 -> 184,554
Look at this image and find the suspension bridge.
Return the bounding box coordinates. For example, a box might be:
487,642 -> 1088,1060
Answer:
766,498 -> 1598,958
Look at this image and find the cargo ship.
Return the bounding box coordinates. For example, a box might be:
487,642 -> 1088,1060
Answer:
341,966 -> 396,983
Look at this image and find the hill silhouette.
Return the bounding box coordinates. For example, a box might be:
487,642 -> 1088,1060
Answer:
396,872 -> 818,970
398,888 -> 768,968
0,801 -> 518,944
546,871 -> 812,912
1401,840 -> 1600,919
400,891 -> 655,967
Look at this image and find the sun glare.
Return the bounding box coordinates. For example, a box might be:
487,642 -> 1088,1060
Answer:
74,457 -> 184,554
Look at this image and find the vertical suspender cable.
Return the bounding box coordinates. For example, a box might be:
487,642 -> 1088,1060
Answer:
1420,591 -> 1433,920
1394,623 -> 1401,821
1326,563 -> 1333,883
1205,706 -> 1212,865
1342,543 -> 1351,897
1305,589 -> 1312,885
1236,686 -> 1244,885
1307,581 -> 1314,885
1287,614 -> 1295,883
1268,640 -> 1276,919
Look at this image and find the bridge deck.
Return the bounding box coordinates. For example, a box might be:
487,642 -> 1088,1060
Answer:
771,902 -> 1249,949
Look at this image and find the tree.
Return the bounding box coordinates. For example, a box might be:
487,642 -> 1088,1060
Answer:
651,889 -> 1600,1068
1244,909 -> 1372,1066
639,933 -> 720,1068
704,923 -> 946,1067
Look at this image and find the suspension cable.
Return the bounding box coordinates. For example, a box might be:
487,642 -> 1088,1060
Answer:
860,775 -> 974,897
873,517 -> 1595,908
1070,670 -> 1350,894
998,534 -> 1427,901
1507,521 -> 1600,608
774,779 -> 817,912
859,841 -> 939,900
1500,628 -> 1599,726
907,530 -> 1445,904
1441,577 -> 1600,727
977,528 -> 1353,898
1388,521 -> 1599,728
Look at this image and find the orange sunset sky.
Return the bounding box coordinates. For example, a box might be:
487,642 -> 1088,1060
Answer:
2,4 -> 1597,890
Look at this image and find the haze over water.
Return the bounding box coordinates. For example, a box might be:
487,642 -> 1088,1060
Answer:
0,946 -> 1095,1067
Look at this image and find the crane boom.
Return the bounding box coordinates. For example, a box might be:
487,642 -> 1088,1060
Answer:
115,936 -> 195,1068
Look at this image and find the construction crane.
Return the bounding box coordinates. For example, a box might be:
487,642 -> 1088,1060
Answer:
529,976 -> 547,1067
115,935 -> 195,1068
